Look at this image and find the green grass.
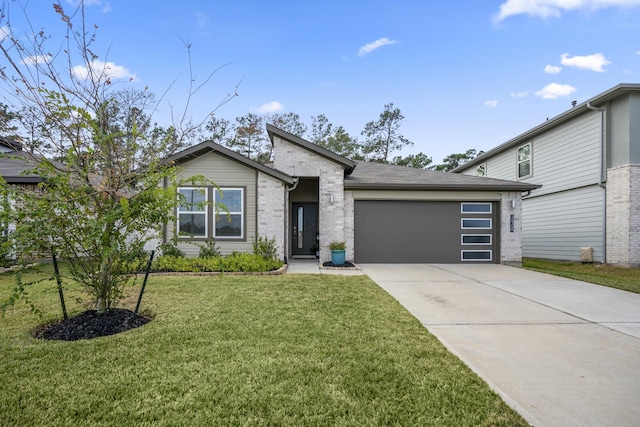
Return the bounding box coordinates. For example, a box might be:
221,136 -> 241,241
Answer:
523,258 -> 640,294
0,266 -> 528,426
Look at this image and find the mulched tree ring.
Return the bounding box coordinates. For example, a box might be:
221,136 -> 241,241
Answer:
33,308 -> 151,341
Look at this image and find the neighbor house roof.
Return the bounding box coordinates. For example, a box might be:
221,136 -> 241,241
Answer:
0,151 -> 45,184
266,124 -> 356,174
345,161 -> 541,191
0,136 -> 23,152
452,83 -> 640,173
166,140 -> 296,185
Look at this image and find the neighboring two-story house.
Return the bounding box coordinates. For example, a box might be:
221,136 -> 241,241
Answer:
454,83 -> 640,266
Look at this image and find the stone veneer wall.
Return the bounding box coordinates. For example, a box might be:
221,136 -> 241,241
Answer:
500,191 -> 524,266
272,136 -> 346,262
256,171 -> 287,260
606,165 -> 640,266
343,190 -> 355,261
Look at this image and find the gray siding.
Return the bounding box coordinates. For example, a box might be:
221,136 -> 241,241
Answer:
522,185 -> 604,262
461,110 -> 604,262
168,151 -> 257,256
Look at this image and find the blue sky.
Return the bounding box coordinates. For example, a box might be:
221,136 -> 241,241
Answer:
3,0 -> 640,162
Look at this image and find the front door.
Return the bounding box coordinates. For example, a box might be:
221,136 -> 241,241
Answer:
292,202 -> 318,257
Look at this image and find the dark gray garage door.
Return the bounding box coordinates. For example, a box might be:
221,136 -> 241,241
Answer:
354,200 -> 498,263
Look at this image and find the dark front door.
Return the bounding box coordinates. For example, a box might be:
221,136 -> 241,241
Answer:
292,202 -> 318,257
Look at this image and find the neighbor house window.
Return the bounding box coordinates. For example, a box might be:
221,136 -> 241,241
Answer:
476,163 -> 486,177
214,188 -> 244,238
517,143 -> 532,179
177,187 -> 207,238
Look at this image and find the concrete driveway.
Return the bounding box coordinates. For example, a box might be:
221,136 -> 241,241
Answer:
358,263 -> 640,427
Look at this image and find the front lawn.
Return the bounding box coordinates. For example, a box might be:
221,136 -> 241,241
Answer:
523,258 -> 640,294
0,267 -> 527,426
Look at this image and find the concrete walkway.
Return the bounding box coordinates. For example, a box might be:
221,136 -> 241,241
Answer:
358,263 -> 640,427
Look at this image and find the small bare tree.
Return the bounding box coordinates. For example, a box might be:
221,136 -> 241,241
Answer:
0,1 -> 236,313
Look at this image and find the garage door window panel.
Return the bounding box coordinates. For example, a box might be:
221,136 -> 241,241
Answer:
461,218 -> 492,229
461,203 -> 492,213
461,234 -> 492,245
462,250 -> 492,261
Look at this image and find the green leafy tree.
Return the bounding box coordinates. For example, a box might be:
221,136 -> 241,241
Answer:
228,113 -> 270,162
205,116 -> 233,144
0,1 -> 231,314
392,152 -> 433,169
311,114 -> 362,159
267,112 -> 307,137
431,149 -> 480,172
361,103 -> 413,162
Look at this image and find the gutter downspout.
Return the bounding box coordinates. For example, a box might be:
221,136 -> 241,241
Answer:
587,102 -> 607,263
284,177 -> 300,263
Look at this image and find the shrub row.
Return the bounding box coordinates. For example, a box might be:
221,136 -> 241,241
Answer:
151,253 -> 284,273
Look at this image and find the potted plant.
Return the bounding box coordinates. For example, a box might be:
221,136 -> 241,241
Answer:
329,241 -> 346,266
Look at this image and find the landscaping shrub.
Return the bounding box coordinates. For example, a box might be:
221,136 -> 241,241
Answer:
198,238 -> 220,258
159,242 -> 185,258
152,253 -> 284,273
252,235 -> 278,260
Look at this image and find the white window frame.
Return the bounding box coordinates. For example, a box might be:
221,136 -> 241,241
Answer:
517,142 -> 532,179
214,187 -> 244,239
461,234 -> 492,245
476,163 -> 486,177
461,202 -> 492,214
461,218 -> 492,229
461,250 -> 493,261
177,187 -> 208,238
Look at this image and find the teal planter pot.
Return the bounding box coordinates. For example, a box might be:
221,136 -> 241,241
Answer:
331,249 -> 346,266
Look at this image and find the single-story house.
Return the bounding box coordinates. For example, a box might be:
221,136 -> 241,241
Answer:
453,83 -> 640,266
164,124 -> 539,265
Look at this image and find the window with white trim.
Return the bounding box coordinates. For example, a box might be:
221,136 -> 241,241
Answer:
517,142 -> 532,179
177,187 -> 207,238
461,234 -> 492,245
461,203 -> 492,214
461,218 -> 492,229
461,250 -> 492,261
214,188 -> 244,238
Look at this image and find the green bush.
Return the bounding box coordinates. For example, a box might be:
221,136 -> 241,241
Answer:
252,235 -> 278,260
159,242 -> 185,258
152,253 -> 284,273
198,238 -> 220,258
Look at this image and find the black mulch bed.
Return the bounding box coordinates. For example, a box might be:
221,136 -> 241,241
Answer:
322,261 -> 357,268
33,308 -> 151,341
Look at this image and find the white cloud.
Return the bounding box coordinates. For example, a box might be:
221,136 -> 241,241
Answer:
511,91 -> 529,97
357,37 -> 398,57
72,60 -> 137,81
484,100 -> 499,108
256,101 -> 283,114
494,0 -> 640,22
545,64 -> 562,74
560,53 -> 610,72
0,25 -> 9,40
21,55 -> 53,66
66,0 -> 111,12
195,12 -> 209,28
534,83 -> 577,99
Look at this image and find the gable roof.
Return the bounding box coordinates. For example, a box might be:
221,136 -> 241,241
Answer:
266,124 -> 356,174
453,83 -> 640,173
345,161 -> 540,191
0,151 -> 45,184
166,140 -> 295,185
